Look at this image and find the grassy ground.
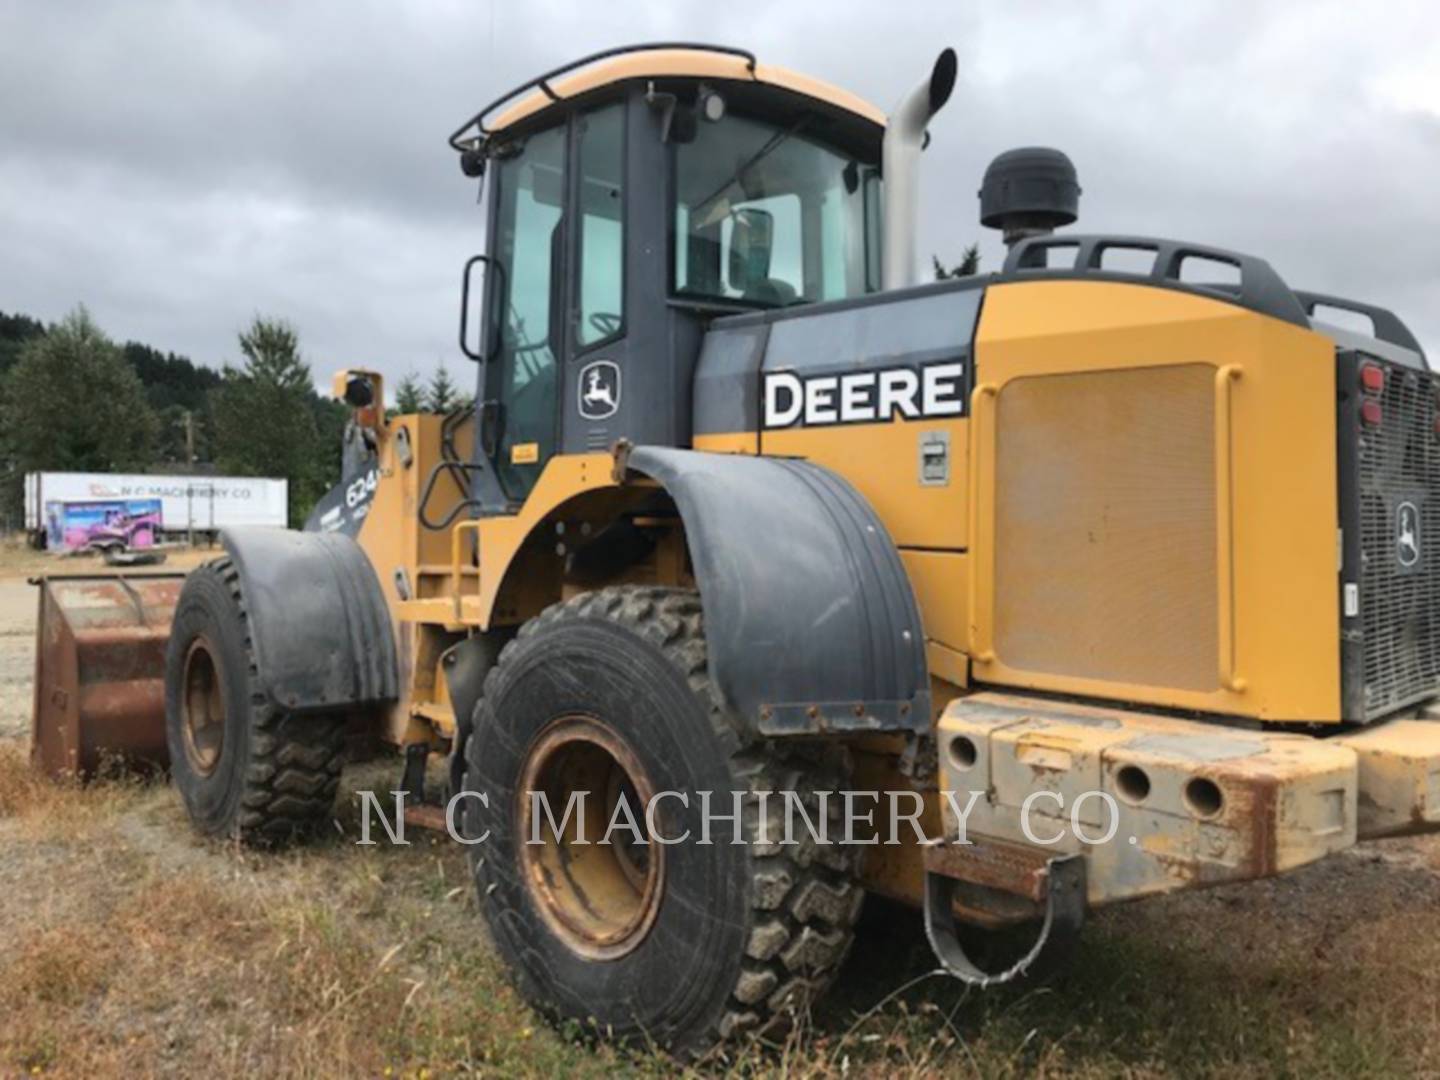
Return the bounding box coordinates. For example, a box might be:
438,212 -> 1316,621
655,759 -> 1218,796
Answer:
3,543 -> 1440,1076
4,746 -> 1440,1078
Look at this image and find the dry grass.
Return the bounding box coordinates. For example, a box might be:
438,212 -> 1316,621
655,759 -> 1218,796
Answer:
0,744 -> 152,825
0,747 -> 655,1077
3,738 -> 1440,1077
2,542 -> 1434,1076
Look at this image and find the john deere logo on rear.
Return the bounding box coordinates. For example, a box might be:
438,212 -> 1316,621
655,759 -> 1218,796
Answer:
763,361 -> 967,429
578,360 -> 620,421
1397,501 -> 1421,568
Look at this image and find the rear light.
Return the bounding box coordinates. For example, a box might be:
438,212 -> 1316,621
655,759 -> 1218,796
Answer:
1361,363 -> 1385,393
1361,400 -> 1383,427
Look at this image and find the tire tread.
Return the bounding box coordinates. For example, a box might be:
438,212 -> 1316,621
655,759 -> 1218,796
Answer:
469,584 -> 863,1058
181,558 -> 344,845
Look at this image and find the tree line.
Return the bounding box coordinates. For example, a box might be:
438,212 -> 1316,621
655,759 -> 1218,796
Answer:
0,250 -> 973,529
0,306 -> 470,527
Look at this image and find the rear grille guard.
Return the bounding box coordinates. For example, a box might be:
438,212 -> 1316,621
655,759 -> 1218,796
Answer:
1347,355 -> 1440,719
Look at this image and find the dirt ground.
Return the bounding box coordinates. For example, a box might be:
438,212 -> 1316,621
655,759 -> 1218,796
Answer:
4,546 -> 1440,1077
0,579 -> 35,743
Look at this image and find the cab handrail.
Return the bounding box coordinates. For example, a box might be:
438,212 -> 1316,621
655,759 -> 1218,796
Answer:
448,42 -> 757,152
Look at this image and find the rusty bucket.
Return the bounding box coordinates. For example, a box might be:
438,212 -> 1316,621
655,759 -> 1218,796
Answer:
30,574 -> 185,780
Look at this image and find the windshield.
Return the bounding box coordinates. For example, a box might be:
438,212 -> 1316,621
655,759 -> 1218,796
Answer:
673,113 -> 880,307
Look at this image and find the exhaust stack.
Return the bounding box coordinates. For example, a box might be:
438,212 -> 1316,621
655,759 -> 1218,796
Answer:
882,48 -> 957,291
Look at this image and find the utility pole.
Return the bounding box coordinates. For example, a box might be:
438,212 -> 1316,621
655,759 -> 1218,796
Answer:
184,411 -> 196,547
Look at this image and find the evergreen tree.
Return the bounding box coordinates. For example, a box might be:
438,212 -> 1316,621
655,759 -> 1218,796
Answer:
394,371 -> 425,414
210,317 -> 326,525
425,360 -> 461,414
121,341 -> 220,465
0,307 -> 157,515
311,393 -> 348,494
0,310 -> 47,374
123,341 -> 222,411
933,244 -> 981,280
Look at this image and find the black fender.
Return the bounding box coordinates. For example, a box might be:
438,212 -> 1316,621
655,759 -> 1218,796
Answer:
442,629 -> 513,798
626,446 -> 929,736
219,527 -> 398,712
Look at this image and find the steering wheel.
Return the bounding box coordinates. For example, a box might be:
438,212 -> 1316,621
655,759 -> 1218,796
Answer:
588,312 -> 622,337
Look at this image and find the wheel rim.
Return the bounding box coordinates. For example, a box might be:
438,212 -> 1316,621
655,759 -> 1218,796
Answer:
180,638 -> 226,776
516,715 -> 664,960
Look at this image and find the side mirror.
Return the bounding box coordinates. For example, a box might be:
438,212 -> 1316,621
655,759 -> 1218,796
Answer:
331,368 -> 385,433
342,375 -> 374,408
726,207 -> 774,294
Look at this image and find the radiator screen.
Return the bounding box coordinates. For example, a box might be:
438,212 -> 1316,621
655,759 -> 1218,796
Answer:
993,364 -> 1219,691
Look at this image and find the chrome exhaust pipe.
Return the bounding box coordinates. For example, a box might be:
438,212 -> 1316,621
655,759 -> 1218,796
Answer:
882,48 -> 957,291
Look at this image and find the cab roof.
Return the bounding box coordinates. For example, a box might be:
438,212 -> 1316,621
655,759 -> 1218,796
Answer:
449,43 -> 886,151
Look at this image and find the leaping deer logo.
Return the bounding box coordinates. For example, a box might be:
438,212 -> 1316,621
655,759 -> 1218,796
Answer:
578,361 -> 620,420
1398,501 -> 1421,568
584,370 -> 616,411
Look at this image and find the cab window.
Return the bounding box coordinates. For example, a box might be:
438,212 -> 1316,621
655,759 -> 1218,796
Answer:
490,123 -> 565,498
673,113 -> 878,307
576,103 -> 625,348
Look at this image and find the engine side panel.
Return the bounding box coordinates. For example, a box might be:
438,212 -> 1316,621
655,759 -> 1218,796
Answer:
697,280 -> 981,549
972,279 -> 1341,722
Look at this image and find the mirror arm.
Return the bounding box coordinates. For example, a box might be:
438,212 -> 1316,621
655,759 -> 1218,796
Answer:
645,82 -> 678,142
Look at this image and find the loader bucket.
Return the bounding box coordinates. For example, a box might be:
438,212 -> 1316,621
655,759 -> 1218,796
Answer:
30,573 -> 185,781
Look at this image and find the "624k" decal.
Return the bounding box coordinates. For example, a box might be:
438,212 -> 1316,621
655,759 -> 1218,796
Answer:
346,469 -> 378,509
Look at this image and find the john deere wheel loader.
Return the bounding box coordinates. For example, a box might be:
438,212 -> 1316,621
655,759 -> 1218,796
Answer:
32,42 -> 1440,1056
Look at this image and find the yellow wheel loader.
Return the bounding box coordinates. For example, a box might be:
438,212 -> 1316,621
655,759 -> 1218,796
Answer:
31,41 -> 1440,1056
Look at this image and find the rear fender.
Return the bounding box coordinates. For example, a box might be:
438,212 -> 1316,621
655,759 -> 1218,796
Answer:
626,446 -> 929,736
220,528 -> 398,712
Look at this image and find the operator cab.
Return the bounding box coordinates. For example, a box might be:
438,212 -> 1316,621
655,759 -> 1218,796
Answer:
449,45 -> 886,507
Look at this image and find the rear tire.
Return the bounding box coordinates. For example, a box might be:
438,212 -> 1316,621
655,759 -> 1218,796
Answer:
463,586 -> 863,1059
164,558 -> 345,845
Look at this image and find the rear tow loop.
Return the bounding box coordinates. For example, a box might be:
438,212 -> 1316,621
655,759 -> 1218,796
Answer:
922,846 -> 1087,987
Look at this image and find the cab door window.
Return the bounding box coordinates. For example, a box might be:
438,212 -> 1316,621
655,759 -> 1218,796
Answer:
575,103 -> 625,348
491,123 -> 566,499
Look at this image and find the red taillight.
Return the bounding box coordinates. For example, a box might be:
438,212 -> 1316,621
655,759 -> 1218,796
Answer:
1361,363 -> 1385,393
1361,399 -> 1383,427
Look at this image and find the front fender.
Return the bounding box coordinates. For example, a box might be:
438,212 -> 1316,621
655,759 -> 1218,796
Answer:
220,527 -> 398,712
627,447 -> 929,736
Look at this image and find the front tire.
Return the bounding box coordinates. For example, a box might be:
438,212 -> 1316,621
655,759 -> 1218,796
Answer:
164,558 -> 345,845
464,586 -> 863,1058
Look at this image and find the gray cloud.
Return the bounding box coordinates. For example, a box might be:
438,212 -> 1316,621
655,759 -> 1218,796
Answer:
2,0 -> 1437,395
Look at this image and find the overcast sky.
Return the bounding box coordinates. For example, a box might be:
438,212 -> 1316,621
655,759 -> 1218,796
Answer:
2,1 -> 1437,397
